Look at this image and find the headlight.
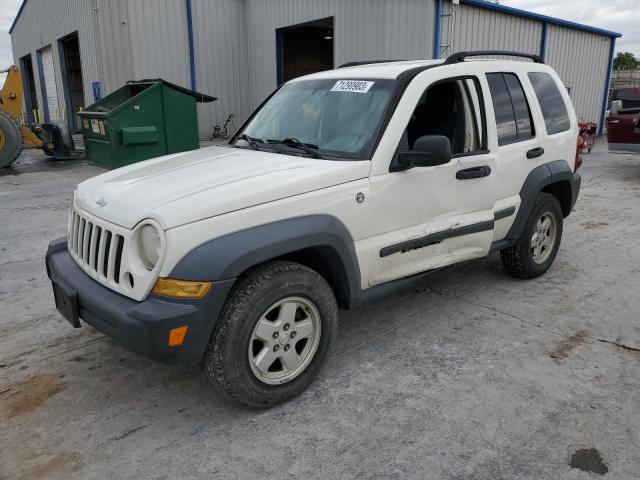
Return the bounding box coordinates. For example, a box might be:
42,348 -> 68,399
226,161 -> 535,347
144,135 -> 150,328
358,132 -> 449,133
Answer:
138,224 -> 161,270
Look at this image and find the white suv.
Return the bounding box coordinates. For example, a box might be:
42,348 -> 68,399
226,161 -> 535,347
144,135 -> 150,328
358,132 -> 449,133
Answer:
46,51 -> 581,408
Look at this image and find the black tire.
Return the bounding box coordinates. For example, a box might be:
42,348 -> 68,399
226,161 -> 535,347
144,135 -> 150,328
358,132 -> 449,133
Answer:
501,192 -> 563,279
0,109 -> 23,168
205,261 -> 338,409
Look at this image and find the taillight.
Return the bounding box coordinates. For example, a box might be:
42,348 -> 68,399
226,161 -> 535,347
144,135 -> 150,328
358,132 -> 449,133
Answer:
575,136 -> 584,172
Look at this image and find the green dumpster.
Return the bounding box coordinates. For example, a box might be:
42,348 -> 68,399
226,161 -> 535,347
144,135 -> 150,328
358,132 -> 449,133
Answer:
79,79 -> 216,168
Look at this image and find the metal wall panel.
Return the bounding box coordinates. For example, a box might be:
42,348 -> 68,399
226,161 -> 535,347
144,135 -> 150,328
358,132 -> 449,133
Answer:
440,1 -> 542,59
10,0 -> 101,121
244,0 -> 435,113
191,0 -> 251,137
97,0 -> 135,94
126,0 -> 191,87
545,24 -> 612,123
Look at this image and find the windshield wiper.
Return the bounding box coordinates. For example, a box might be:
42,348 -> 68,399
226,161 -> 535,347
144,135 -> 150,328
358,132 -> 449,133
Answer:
267,138 -> 321,158
236,134 -> 262,150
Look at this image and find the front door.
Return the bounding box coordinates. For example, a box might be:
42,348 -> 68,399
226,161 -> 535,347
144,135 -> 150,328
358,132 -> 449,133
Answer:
363,71 -> 498,286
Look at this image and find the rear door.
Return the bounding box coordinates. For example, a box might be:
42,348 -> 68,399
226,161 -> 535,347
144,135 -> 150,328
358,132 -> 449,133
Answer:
483,70 -> 541,242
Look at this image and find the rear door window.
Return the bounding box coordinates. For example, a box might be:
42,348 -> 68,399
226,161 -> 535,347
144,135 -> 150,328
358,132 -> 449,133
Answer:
528,72 -> 571,135
486,72 -> 535,145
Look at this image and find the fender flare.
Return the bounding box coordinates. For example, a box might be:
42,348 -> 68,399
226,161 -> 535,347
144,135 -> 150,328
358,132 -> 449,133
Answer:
169,215 -> 362,303
506,159 -> 580,241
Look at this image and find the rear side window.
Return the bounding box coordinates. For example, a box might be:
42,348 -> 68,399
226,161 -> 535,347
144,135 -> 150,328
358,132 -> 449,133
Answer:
528,72 -> 571,135
486,73 -> 534,145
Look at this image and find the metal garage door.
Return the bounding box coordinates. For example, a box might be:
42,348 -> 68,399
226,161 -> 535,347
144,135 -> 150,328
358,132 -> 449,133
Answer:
40,46 -> 59,120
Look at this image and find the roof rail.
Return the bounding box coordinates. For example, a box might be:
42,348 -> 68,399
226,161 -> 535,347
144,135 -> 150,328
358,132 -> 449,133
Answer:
338,60 -> 405,68
444,51 -> 544,65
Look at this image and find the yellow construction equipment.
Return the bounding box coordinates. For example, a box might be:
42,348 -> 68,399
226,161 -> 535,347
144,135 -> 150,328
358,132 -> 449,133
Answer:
0,65 -> 76,167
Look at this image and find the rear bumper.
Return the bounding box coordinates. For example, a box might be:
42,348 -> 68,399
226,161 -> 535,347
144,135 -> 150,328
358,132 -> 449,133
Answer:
45,237 -> 235,366
570,172 -> 581,212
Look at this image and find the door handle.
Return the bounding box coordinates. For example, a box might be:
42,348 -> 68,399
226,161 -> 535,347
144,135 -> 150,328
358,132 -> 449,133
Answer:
456,165 -> 491,180
526,147 -> 545,159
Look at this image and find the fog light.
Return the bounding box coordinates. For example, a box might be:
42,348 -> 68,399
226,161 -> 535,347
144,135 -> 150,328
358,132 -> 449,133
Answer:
168,326 -> 188,347
152,278 -> 211,299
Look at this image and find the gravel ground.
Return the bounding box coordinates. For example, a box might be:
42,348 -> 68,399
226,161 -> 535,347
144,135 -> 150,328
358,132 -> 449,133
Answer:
1,143 -> 639,479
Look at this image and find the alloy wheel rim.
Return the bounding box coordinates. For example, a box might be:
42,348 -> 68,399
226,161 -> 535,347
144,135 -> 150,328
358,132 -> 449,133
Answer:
248,296 -> 321,385
530,211 -> 557,264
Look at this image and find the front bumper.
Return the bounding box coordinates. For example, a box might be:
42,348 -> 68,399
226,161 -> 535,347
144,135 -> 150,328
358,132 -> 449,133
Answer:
45,238 -> 235,366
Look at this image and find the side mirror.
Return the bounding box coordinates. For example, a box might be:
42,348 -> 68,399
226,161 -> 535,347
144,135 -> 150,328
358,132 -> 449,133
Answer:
397,135 -> 452,169
610,100 -> 623,115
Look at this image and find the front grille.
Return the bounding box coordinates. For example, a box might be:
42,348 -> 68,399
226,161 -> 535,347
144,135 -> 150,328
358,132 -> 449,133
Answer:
69,208 -> 126,285
66,203 -> 161,301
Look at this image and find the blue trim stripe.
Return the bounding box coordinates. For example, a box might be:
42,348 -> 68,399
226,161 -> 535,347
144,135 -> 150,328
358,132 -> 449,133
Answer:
460,0 -> 621,39
599,37 -> 616,135
433,0 -> 443,59
539,22 -> 547,61
8,0 -> 27,34
185,0 -> 196,91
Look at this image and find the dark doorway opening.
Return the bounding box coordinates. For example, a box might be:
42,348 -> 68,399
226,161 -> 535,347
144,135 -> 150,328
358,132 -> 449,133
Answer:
59,32 -> 85,131
19,54 -> 38,124
277,17 -> 333,84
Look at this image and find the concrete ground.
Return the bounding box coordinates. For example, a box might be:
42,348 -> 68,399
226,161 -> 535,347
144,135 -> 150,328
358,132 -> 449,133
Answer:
1,143 -> 639,480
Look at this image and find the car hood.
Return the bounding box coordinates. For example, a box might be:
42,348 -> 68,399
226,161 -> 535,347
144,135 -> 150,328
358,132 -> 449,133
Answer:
75,146 -> 370,229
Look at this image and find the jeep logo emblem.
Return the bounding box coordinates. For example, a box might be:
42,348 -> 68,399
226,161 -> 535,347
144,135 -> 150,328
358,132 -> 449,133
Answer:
96,198 -> 107,208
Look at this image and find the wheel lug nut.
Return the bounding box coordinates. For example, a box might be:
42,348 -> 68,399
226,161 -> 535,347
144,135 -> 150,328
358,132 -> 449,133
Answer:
273,345 -> 280,352
284,344 -> 290,351
272,332 -> 279,339
290,331 -> 296,339
283,323 -> 290,331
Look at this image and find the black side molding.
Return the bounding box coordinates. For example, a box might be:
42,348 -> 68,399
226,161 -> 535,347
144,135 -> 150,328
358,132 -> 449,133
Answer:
494,206 -> 516,221
380,220 -> 494,258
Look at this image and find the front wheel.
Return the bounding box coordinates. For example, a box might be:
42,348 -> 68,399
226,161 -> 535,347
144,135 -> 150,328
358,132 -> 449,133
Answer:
204,261 -> 338,408
501,192 -> 563,279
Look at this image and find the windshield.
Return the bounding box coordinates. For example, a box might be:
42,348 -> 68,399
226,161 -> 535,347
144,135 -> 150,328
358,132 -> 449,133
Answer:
237,78 -> 397,159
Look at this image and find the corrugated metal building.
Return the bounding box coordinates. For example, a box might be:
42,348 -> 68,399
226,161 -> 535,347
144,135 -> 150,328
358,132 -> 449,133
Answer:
10,0 -> 621,136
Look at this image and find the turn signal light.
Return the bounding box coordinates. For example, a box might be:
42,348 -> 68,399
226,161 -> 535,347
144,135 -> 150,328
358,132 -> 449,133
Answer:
168,326 -> 188,347
152,278 -> 211,299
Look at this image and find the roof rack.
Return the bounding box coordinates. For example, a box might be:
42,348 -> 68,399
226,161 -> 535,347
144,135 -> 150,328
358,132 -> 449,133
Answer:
338,60 -> 405,68
444,51 -> 544,65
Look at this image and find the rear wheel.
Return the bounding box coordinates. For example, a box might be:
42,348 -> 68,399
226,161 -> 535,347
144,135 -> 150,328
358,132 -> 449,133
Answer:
204,261 -> 338,408
0,110 -> 22,168
501,192 -> 563,279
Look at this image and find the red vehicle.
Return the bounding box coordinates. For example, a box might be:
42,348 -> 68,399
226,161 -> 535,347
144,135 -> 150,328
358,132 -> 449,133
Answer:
607,87 -> 640,154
